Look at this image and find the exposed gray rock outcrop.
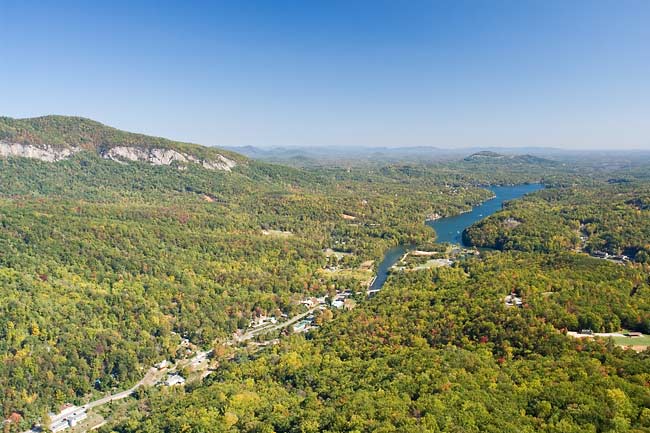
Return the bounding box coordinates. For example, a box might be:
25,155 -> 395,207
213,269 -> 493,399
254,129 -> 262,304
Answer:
0,140 -> 237,171
0,141 -> 80,162
101,146 -> 237,171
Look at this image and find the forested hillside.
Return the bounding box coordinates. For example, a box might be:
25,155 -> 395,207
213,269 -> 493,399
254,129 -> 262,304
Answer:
0,116 -> 242,160
463,182 -> 650,262
106,252 -> 650,433
2,117 -> 650,433
1,134 -> 526,425
0,116 -> 242,170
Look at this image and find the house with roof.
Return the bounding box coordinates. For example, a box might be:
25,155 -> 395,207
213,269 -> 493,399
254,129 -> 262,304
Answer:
67,411 -> 87,427
155,359 -> 171,370
49,410 -> 88,433
625,331 -> 643,338
504,292 -> 523,308
293,320 -> 311,333
164,374 -> 186,386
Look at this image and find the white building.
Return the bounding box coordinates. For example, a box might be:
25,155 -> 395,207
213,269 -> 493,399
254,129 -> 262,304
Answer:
504,293 -> 523,308
49,410 -> 87,432
155,359 -> 171,369
67,411 -> 87,427
164,374 -> 186,386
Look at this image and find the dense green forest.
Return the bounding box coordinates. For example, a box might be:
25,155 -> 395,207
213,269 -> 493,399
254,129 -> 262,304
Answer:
0,149 -> 515,425
105,252 -> 650,433
463,182 -> 650,262
3,117 -> 650,432
0,115 -> 244,162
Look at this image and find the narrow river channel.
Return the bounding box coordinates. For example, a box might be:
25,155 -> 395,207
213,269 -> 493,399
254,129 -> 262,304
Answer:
369,183 -> 543,291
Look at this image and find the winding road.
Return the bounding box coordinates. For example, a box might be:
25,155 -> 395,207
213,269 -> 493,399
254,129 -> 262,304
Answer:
26,305 -> 324,432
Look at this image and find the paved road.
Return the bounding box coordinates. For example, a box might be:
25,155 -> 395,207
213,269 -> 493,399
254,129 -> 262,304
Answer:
36,367 -> 162,432
27,306 -> 324,432
234,306 -> 323,343
83,368 -> 159,410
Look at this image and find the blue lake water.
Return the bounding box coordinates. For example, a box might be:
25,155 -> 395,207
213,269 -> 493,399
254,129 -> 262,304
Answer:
427,183 -> 543,245
369,183 -> 543,291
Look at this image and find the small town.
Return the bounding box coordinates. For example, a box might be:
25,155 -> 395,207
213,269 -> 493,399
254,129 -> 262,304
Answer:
14,285 -> 363,433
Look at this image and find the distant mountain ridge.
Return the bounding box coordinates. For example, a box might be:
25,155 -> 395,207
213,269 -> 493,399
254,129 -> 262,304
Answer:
224,145 -> 566,165
463,151 -> 554,164
0,115 -> 243,171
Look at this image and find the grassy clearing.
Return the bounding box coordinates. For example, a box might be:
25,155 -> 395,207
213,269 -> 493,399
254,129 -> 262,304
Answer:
610,335 -> 650,347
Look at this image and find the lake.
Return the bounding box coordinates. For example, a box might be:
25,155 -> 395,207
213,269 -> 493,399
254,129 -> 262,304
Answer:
369,183 -> 543,291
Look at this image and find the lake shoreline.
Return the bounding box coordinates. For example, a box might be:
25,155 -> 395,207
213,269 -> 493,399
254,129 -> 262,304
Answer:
369,183 -> 543,291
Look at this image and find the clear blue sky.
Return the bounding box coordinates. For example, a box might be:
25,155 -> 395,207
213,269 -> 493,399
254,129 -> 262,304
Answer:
1,0 -> 649,149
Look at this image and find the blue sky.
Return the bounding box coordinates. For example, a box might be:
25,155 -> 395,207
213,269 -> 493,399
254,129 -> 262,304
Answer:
1,0 -> 649,149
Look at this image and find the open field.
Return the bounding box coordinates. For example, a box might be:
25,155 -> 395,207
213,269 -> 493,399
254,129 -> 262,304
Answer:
567,330 -> 650,351
610,334 -> 650,347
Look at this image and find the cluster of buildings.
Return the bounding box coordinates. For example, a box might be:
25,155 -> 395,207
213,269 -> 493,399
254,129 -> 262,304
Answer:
293,291 -> 356,332
331,290 -> 354,309
49,405 -> 87,433
300,291 -> 355,310
163,374 -> 186,387
293,315 -> 316,333
169,331 -> 196,358
154,359 -> 187,387
249,315 -> 278,329
591,251 -> 629,262
300,296 -> 327,309
47,368 -> 187,433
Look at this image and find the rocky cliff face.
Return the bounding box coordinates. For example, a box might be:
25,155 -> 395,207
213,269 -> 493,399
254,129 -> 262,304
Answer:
0,116 -> 243,171
101,146 -> 237,171
0,141 -> 237,171
0,141 -> 80,162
